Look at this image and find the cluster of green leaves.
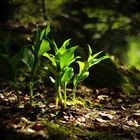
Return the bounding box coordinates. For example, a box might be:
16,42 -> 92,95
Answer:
43,39 -> 79,107
72,46 -> 109,100
21,25 -> 51,105
0,24 -> 109,108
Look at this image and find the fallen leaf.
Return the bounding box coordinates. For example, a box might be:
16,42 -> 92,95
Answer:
48,103 -> 55,108
26,128 -> 36,134
126,120 -> 139,127
20,117 -> 31,124
96,118 -> 107,123
98,95 -> 110,101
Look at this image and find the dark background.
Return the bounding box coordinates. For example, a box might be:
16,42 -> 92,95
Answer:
0,0 -> 140,69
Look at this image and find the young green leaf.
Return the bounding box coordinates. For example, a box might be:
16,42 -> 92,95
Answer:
50,38 -> 58,54
73,61 -> 89,85
34,25 -> 50,44
77,61 -> 89,74
57,39 -> 71,55
44,23 -> 51,37
73,71 -> 89,86
88,55 -> 109,67
60,46 -> 78,69
43,52 -> 57,67
60,67 -> 74,83
72,45 -> 110,100
38,39 -> 50,58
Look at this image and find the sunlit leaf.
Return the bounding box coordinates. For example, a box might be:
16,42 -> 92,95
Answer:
77,61 -> 85,74
40,28 -> 46,40
77,61 -> 89,74
88,55 -> 109,67
43,52 -> 57,67
60,46 -> 78,69
44,23 -> 51,36
61,67 -> 74,83
38,39 -> 50,58
73,71 -> 89,86
57,39 -> 71,55
88,45 -> 92,58
51,38 -> 58,54
34,25 -> 51,59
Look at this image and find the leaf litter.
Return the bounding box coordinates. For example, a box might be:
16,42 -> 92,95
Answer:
0,85 -> 140,140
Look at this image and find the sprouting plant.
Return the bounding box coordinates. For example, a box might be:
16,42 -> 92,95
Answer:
0,25 -> 110,110
0,32 -> 23,107
21,25 -> 51,105
60,66 -> 74,107
72,45 -> 109,100
43,39 -> 79,108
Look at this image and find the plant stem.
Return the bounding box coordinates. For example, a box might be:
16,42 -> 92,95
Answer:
64,83 -> 67,108
29,82 -> 33,105
72,84 -> 77,101
58,85 -> 62,101
55,77 -> 63,101
30,60 -> 38,82
55,93 -> 59,108
16,91 -> 21,108
29,60 -> 38,105
55,85 -> 62,108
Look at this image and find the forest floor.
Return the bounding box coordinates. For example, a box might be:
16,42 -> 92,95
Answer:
0,85 -> 140,140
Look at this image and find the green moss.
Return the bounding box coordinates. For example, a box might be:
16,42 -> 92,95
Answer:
120,76 -> 135,95
41,120 -> 103,140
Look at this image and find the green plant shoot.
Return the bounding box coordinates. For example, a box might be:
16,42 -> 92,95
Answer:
43,38 -> 78,108
21,25 -> 50,105
72,45 -> 109,100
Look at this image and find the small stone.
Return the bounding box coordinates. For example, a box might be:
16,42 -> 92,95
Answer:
0,94 -> 4,99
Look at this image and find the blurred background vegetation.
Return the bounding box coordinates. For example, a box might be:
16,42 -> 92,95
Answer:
0,0 -> 140,69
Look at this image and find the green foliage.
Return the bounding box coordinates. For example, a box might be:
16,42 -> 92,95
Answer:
21,25 -> 51,105
127,36 -> 140,70
43,38 -> 78,107
42,27 -> 109,107
72,45 -> 109,100
8,0 -> 68,23
42,120 -> 102,140
0,25 -> 109,108
52,0 -> 140,68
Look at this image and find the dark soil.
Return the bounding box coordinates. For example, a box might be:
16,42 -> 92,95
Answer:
0,86 -> 140,140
